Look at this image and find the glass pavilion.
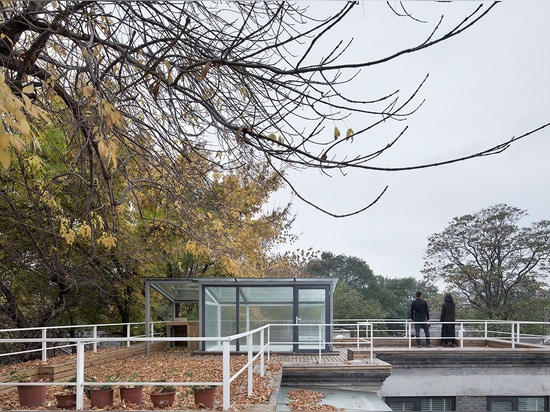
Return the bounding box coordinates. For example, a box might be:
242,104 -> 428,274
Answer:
144,277 -> 338,353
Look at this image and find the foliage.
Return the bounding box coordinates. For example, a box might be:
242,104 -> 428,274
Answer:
85,374 -> 120,392
152,380 -> 177,394
56,377 -> 77,395
306,252 -> 377,293
8,371 -> 30,382
423,204 -> 550,320
0,122 -> 292,334
332,281 -> 387,321
306,251 -> 429,320
375,276 -> 434,320
121,373 -> 141,389
187,385 -> 216,395
0,73 -> 48,169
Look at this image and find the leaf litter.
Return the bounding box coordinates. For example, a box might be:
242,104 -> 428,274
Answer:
0,347 -> 282,410
286,389 -> 342,411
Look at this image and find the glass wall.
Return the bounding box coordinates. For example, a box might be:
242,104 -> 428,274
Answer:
204,287 -> 237,351
238,286 -> 294,351
297,288 -> 327,350
200,280 -> 336,352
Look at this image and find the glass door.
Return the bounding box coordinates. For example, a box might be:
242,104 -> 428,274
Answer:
294,286 -> 330,352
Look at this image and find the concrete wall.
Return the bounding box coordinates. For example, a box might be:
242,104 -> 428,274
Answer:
379,366 -> 550,397
376,350 -> 550,407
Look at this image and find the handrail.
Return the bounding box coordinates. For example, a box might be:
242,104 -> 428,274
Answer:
0,321 -> 163,362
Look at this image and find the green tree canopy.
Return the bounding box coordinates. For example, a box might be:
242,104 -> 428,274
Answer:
332,281 -> 387,321
306,252 -> 377,293
305,251 -> 428,320
422,204 -> 550,320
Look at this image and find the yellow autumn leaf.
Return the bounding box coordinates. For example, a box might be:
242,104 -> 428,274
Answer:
97,139 -> 107,158
9,134 -> 24,154
22,84 -> 35,95
0,148 -> 10,169
4,116 -> 29,137
17,117 -> 31,137
98,232 -> 116,250
0,133 -> 9,150
22,94 -> 32,111
78,222 -> 92,239
83,85 -> 94,98
199,62 -> 212,81
92,213 -> 105,231
268,133 -> 277,140
237,85 -> 249,99
334,127 -> 340,140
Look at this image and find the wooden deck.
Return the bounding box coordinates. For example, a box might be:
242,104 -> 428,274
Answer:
272,346 -> 389,368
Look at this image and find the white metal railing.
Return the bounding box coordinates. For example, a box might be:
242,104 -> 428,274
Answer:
2,319 -> 546,364
0,326 -> 270,411
0,321 -> 163,362
341,319 -> 550,350
1,319 -> 548,410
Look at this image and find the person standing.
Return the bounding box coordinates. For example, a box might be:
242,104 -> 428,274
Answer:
411,291 -> 431,348
440,293 -> 456,347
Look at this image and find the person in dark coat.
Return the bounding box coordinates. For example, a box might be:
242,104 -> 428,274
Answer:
440,293 -> 456,347
411,291 -> 431,348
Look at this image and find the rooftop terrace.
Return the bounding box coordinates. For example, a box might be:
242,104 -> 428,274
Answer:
1,320 -> 549,411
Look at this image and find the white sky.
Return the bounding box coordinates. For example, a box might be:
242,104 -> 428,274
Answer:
271,2 -> 550,280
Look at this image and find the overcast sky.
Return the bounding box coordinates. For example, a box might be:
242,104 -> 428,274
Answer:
271,1 -> 550,280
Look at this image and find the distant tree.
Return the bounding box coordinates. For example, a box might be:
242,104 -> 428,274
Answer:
305,252 -> 431,321
305,252 -> 379,320
376,276 -> 428,320
422,204 -> 550,319
306,252 -> 377,293
332,281 -> 387,321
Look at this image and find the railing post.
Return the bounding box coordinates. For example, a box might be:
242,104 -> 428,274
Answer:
267,326 -> 271,362
260,328 -> 265,377
459,322 -> 464,348
247,333 -> 253,397
318,324 -> 322,363
92,325 -> 98,353
126,323 -> 131,347
484,320 -> 488,339
407,321 -> 412,348
76,341 -> 85,410
222,339 -> 230,411
511,322 -> 516,349
356,323 -> 360,350
42,328 -> 47,362
369,323 -> 373,363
